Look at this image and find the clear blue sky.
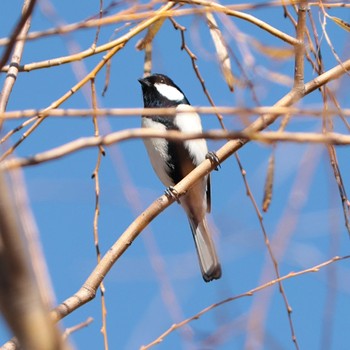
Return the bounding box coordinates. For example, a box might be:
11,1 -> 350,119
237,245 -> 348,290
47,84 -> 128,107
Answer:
1,1 -> 350,349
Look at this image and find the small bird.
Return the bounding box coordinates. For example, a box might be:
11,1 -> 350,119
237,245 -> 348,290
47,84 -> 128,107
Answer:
138,73 -> 222,282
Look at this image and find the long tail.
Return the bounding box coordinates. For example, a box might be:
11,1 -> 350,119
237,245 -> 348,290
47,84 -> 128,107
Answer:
188,217 -> 222,282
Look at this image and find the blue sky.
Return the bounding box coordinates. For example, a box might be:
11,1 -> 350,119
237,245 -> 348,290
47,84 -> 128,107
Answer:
1,1 -> 350,349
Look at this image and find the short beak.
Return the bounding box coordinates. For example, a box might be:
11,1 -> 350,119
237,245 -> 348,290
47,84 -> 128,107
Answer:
138,77 -> 150,87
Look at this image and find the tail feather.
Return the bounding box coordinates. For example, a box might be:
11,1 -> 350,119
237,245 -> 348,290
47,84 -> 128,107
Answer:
188,218 -> 222,282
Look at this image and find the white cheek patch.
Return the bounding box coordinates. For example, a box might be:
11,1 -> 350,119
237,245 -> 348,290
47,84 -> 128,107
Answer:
155,83 -> 184,101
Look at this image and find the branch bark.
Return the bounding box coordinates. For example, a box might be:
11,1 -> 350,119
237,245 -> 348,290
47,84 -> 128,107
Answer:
0,170 -> 69,350
50,56 -> 350,322
0,0 -> 35,129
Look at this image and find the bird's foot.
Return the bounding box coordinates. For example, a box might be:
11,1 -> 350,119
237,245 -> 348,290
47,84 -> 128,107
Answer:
206,151 -> 221,171
165,186 -> 180,203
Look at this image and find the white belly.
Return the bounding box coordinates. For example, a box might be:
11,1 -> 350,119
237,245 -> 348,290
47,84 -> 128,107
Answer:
142,117 -> 174,187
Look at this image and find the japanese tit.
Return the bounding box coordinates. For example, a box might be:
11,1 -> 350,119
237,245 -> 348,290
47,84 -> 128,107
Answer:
138,73 -> 222,282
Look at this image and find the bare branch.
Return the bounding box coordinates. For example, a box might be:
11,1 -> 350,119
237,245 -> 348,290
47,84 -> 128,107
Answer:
140,255 -> 350,350
179,0 -> 298,45
63,317 -> 93,340
0,170 -> 69,350
1,2 -> 176,72
0,1 -> 347,50
30,58 -> 350,328
3,128 -> 350,170
0,0 -> 34,129
293,1 -> 307,91
1,106 -> 350,120
0,2 -> 176,161
0,0 -> 37,71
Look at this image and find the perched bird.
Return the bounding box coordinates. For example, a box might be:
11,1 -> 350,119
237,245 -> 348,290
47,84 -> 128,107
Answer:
138,73 -> 222,282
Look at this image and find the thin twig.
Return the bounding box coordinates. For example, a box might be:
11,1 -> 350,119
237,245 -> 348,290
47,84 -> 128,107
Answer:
0,57 -> 347,350
1,3 -> 177,73
238,152 -> 298,350
0,2 -> 176,160
1,105 -> 350,120
176,9 -> 298,345
108,139 -> 193,347
92,0 -> 104,49
326,142 -> 350,234
0,1 -> 348,50
0,0 -> 301,76
140,255 -> 350,349
319,3 -> 350,77
315,6 -> 350,235
90,79 -> 109,350
179,0 -> 299,45
63,317 -> 94,339
0,0 -> 37,71
3,128 -> 350,170
170,17 -> 225,125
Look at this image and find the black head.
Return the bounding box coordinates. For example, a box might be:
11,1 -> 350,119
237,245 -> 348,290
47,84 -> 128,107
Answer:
138,73 -> 190,108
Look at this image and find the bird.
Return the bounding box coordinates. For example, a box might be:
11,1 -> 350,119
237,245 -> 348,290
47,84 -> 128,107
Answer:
138,73 -> 222,282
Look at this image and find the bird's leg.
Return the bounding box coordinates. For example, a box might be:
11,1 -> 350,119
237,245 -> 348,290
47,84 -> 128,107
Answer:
206,151 -> 221,171
164,186 -> 181,203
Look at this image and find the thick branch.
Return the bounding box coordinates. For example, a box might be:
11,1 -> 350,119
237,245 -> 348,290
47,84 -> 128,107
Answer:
0,170 -> 68,350
2,44 -> 350,350
0,0 -> 34,130
2,129 -> 350,170
0,0 -> 36,71
49,57 -> 350,321
293,0 -> 307,90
